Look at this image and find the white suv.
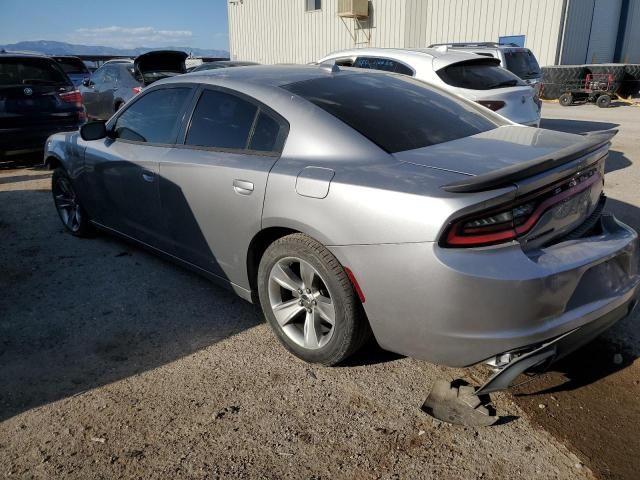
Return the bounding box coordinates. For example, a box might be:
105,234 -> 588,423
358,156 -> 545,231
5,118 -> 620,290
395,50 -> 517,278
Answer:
429,42 -> 543,88
318,48 -> 541,127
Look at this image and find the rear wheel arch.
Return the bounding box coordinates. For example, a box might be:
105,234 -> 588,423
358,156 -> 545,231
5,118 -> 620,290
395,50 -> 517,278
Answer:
45,155 -> 62,171
247,227 -> 299,298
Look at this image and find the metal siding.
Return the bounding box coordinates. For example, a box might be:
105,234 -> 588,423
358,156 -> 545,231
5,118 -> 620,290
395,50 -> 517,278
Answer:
620,0 -> 640,63
560,0 -> 594,64
228,0 -> 407,64
585,0 -> 623,63
229,0 -> 576,66
413,0 -> 564,66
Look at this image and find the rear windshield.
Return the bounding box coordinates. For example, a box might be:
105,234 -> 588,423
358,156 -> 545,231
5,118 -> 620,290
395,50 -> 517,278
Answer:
504,50 -> 541,80
0,57 -> 70,87
437,60 -> 526,90
282,73 -> 498,153
54,58 -> 89,75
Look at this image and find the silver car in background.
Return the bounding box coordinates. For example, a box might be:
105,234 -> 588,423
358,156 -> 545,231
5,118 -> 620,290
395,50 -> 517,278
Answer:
44,65 -> 638,390
319,47 -> 542,127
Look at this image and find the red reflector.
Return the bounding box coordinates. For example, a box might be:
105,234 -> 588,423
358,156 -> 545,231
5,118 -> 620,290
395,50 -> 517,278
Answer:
132,87 -> 142,95
344,267 -> 365,303
59,90 -> 82,104
477,100 -> 506,111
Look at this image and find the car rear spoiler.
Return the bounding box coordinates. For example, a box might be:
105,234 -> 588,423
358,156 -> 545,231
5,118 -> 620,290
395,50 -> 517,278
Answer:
441,129 -> 618,193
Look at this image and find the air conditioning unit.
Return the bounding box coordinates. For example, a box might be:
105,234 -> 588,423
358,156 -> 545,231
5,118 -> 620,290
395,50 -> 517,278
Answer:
338,0 -> 369,18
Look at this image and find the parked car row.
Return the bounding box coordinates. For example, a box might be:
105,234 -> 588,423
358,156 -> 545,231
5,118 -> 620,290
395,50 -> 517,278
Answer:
2,45 -> 544,158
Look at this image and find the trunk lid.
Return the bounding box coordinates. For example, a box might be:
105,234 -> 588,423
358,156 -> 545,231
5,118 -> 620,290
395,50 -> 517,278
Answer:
134,50 -> 188,86
395,126 -> 614,248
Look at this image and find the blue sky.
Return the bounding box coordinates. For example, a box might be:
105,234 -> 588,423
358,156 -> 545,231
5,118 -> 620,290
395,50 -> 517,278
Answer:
0,0 -> 229,50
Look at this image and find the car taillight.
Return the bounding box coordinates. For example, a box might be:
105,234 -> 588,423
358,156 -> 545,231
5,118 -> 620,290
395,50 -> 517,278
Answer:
58,90 -> 82,105
442,165 -> 602,248
477,100 -> 506,111
132,87 -> 142,95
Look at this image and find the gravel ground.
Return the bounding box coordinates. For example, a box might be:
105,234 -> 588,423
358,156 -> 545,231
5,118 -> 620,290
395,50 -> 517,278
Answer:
1,102 -> 637,479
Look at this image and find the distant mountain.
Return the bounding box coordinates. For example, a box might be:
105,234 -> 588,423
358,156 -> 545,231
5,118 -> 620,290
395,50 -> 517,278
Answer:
0,40 -> 228,58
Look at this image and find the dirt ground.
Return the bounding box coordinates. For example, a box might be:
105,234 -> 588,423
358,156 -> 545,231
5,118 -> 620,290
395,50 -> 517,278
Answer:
0,102 -> 637,479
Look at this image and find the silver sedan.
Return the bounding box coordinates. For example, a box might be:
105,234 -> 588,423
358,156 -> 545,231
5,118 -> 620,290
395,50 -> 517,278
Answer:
45,65 -> 639,388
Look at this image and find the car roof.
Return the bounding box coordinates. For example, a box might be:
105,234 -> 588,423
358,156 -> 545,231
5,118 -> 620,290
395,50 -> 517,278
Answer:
178,64 -> 357,87
320,47 -> 489,70
0,50 -> 51,59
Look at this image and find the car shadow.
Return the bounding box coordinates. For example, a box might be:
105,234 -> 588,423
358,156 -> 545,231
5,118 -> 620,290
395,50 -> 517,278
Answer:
540,118 -> 618,134
541,118 -> 631,173
0,182 -> 261,422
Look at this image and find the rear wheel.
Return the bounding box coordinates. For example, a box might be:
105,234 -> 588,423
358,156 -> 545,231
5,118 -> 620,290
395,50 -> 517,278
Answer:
258,233 -> 370,366
596,95 -> 611,108
52,168 -> 93,237
559,93 -> 573,107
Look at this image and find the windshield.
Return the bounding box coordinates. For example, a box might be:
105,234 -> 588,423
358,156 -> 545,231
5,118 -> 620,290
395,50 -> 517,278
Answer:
54,58 -> 89,75
437,60 -> 526,90
0,57 -> 70,86
504,50 -> 541,80
282,72 -> 498,153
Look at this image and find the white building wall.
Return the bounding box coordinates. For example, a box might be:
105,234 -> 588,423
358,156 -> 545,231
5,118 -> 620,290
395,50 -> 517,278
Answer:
228,0 -> 407,64
406,0 -> 567,66
229,0 -> 628,67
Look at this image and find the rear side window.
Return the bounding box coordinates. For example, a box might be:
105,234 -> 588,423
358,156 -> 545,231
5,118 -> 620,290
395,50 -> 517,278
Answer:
114,87 -> 191,143
0,58 -> 69,87
504,50 -> 541,80
282,73 -> 497,153
249,112 -> 281,152
353,57 -> 413,76
54,58 -> 89,75
437,60 -> 525,90
186,90 -> 258,149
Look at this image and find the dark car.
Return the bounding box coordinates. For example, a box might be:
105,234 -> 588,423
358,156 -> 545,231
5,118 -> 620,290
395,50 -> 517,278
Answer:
191,60 -> 259,72
80,51 -> 188,121
52,56 -> 91,87
0,53 -> 84,157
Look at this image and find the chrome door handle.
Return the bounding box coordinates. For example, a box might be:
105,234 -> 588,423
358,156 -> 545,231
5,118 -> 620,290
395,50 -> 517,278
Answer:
233,179 -> 254,195
141,170 -> 155,182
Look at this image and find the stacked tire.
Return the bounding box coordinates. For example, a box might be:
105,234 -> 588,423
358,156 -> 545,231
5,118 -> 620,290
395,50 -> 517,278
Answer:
619,64 -> 640,98
541,65 -> 586,100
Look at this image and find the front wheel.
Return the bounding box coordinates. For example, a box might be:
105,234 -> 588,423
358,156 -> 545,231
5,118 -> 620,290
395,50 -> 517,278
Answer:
559,93 -> 573,107
52,168 -> 93,237
596,95 -> 611,108
258,233 -> 371,366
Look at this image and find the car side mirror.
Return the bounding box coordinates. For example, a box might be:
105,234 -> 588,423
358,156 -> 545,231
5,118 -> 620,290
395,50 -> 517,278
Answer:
80,121 -> 107,141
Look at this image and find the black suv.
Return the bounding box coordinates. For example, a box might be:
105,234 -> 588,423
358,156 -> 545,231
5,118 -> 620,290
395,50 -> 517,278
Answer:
0,52 -> 85,158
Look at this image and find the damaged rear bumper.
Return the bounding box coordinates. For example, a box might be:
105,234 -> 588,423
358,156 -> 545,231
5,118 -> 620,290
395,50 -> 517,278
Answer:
329,213 -> 639,367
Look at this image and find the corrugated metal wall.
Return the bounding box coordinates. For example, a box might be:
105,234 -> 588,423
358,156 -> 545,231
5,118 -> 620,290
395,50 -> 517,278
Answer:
404,0 -> 567,66
559,0 -> 594,64
227,0 -> 407,64
585,0 -> 623,63
619,0 -> 640,63
229,0 -> 636,66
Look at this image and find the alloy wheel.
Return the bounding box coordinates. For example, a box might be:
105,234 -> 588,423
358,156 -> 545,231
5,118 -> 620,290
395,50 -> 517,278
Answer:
53,176 -> 82,232
268,257 -> 336,349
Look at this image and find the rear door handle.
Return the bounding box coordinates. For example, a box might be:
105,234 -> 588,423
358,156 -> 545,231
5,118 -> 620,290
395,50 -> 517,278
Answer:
141,170 -> 155,182
233,179 -> 254,195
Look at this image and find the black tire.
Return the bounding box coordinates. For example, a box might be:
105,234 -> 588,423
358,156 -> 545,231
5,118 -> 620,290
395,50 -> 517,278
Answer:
559,93 -> 573,106
585,64 -> 626,82
51,168 -> 94,237
624,64 -> 640,80
596,95 -> 611,108
258,233 -> 371,366
540,83 -> 561,100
